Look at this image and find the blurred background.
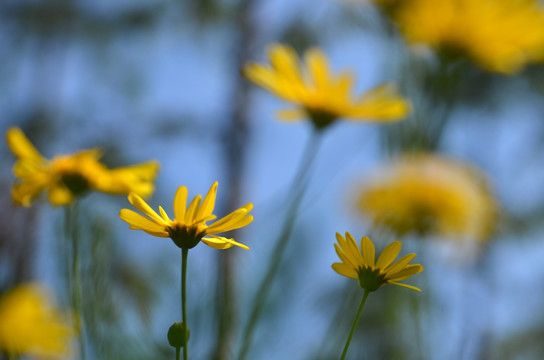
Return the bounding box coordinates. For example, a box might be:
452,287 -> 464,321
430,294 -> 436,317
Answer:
2,0 -> 544,359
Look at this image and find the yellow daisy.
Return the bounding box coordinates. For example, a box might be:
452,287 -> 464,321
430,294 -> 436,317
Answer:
391,0 -> 544,74
0,283 -> 73,359
355,153 -> 497,242
332,232 -> 423,292
243,44 -> 410,128
6,127 -> 160,207
119,181 -> 253,250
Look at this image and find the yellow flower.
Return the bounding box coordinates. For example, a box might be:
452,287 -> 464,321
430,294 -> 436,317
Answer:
355,153 -> 497,241
6,127 -> 160,207
0,283 -> 73,359
120,181 -> 253,250
243,44 -> 410,128
391,0 -> 544,74
332,232 -> 423,292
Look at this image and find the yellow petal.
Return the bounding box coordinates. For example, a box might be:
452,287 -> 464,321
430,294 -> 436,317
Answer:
195,182 -> 217,221
334,243 -> 356,269
206,208 -> 252,234
6,127 -> 47,163
376,241 -> 402,269
159,206 -> 172,223
243,64 -> 283,96
332,262 -> 358,279
388,264 -> 423,282
119,209 -> 166,234
305,48 -> 330,90
388,281 -> 421,292
385,253 -> 416,276
344,232 -> 364,267
269,44 -> 300,83
47,184 -> 74,206
360,236 -> 376,267
128,193 -> 168,226
201,235 -> 250,250
173,186 -> 188,222
349,84 -> 411,121
185,194 -> 202,224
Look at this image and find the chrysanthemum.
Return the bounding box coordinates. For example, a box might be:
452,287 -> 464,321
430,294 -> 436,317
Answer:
332,232 -> 423,292
0,283 -> 73,359
6,127 -> 159,207
355,153 -> 497,242
391,0 -> 544,74
243,44 -> 410,129
119,181 -> 253,250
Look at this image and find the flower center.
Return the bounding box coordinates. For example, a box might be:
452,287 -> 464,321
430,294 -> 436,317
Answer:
357,266 -> 388,292
306,108 -> 337,130
167,223 -> 207,249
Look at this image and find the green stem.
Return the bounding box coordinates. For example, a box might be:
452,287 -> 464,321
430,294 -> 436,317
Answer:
176,347 -> 180,360
237,130 -> 323,360
340,290 -> 370,360
181,248 -> 189,360
65,203 -> 86,360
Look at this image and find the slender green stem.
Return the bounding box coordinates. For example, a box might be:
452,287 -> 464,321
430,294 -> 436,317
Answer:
237,130 -> 323,360
340,290 -> 370,360
181,248 -> 189,360
176,347 -> 181,360
65,203 -> 86,360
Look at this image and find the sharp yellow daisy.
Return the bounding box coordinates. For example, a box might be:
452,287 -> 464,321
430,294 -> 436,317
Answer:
355,153 -> 497,242
119,181 -> 253,250
6,127 -> 160,207
332,232 -> 423,292
243,44 -> 410,128
392,0 -> 544,74
0,283 -> 73,359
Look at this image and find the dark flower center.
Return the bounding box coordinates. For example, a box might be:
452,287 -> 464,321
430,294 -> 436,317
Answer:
168,223 -> 206,249
357,266 -> 387,292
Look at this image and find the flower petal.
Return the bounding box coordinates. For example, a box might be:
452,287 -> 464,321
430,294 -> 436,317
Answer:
201,235 -> 249,250
332,262 -> 358,279
360,236 -> 376,267
173,186 -> 188,222
387,264 -> 423,282
388,281 -> 421,292
47,184 -> 74,206
305,48 -> 330,90
206,207 -> 253,234
385,253 -> 416,276
6,127 -> 47,163
119,209 -> 168,236
376,241 -> 402,269
185,195 -> 202,224
195,182 -> 217,221
128,193 -> 168,226
334,243 -> 357,269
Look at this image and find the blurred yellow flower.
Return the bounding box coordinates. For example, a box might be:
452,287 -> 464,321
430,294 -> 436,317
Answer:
120,181 -> 253,250
332,232 -> 423,292
356,154 -> 497,241
243,44 -> 410,128
0,283 -> 73,359
392,0 -> 544,74
6,127 -> 160,207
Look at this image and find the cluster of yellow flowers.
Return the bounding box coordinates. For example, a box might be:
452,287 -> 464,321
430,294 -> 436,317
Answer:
2,37 -> 501,358
371,0 -> 544,74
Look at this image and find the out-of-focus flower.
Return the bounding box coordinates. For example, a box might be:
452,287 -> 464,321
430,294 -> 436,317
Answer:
332,232 -> 423,292
120,181 -> 253,250
243,44 -> 410,129
6,127 -> 160,207
391,0 -> 544,74
0,283 -> 73,359
355,153 -> 497,241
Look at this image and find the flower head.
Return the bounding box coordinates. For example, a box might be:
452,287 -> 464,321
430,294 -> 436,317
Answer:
355,153 -> 497,241
391,0 -> 544,74
243,44 -> 410,129
120,182 -> 253,250
0,283 -> 73,359
332,232 -> 423,292
6,127 -> 160,207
